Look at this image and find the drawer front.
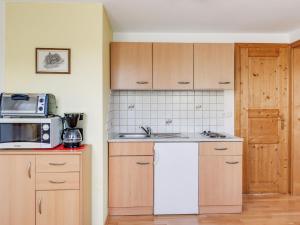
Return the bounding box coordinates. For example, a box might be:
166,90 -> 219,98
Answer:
36,172 -> 80,190
109,142 -> 154,156
36,155 -> 80,172
199,142 -> 242,156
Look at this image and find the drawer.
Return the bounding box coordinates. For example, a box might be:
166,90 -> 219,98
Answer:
109,142 -> 154,156
36,172 -> 80,190
36,155 -> 80,172
199,142 -> 242,156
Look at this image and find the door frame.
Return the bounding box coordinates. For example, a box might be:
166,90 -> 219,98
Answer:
234,43 -> 291,193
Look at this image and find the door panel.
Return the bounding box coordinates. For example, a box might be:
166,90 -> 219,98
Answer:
0,155 -> 35,225
200,156 -> 242,206
237,45 -> 290,193
36,190 -> 80,225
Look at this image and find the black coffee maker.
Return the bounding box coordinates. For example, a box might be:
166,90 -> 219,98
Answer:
62,113 -> 83,148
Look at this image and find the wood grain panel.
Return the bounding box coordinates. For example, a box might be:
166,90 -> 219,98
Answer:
194,43 -> 234,90
153,43 -> 193,90
236,44 -> 290,194
36,172 -> 80,190
111,42 -> 153,90
109,142 -> 154,156
0,155 -> 36,225
109,156 -> 153,213
36,155 -> 80,172
199,142 -> 242,156
199,156 -> 242,206
36,190 -> 80,225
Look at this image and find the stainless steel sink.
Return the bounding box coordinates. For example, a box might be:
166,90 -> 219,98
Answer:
118,133 -> 150,139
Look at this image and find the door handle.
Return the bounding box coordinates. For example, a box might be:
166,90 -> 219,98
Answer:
38,199 -> 42,214
48,162 -> 66,166
136,81 -> 149,84
225,161 -> 239,164
27,162 -> 32,179
136,162 -> 150,165
177,81 -> 190,85
219,81 -> 231,85
280,115 -> 285,130
214,147 -> 228,151
49,180 -> 66,184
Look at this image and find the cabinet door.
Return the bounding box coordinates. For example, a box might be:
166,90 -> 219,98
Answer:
194,43 -> 234,90
111,42 -> 153,90
0,155 -> 35,225
109,156 -> 153,208
153,43 -> 193,90
200,156 -> 242,206
36,190 -> 80,225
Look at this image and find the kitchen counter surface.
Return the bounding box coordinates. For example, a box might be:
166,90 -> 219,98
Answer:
108,133 -> 243,143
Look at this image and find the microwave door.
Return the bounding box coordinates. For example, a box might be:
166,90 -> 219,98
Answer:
1,94 -> 38,114
0,123 -> 42,143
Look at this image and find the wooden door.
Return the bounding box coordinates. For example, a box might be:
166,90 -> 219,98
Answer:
36,190 -> 80,225
292,46 -> 300,194
109,156 -> 153,209
111,42 -> 153,90
0,155 -> 35,225
194,43 -> 234,90
153,43 -> 193,90
200,156 -> 242,206
236,45 -> 290,193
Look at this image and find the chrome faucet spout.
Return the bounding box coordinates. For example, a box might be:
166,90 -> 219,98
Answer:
140,126 -> 152,136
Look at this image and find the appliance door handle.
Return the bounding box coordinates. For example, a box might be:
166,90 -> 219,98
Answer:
214,147 -> 228,151
218,81 -> 231,85
225,161 -> 239,164
49,162 -> 66,166
11,94 -> 29,101
154,147 -> 159,165
49,180 -> 66,184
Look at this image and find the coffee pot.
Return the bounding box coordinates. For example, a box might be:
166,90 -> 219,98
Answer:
62,113 -> 83,148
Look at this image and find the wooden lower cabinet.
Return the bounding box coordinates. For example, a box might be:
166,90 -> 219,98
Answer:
0,155 -> 36,225
36,190 -> 80,225
109,143 -> 154,215
0,147 -> 91,225
199,142 -> 243,214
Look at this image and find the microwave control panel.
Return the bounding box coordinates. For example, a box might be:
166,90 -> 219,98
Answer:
41,123 -> 50,143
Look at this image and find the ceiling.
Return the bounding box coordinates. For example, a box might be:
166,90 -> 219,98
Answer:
100,0 -> 300,33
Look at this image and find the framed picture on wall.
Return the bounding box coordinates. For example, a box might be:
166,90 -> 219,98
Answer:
36,48 -> 71,74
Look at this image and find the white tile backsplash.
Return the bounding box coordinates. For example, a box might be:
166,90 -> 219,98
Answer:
109,90 -> 225,134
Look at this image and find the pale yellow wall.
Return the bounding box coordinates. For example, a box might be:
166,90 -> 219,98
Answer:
101,8 -> 112,222
5,3 -> 110,225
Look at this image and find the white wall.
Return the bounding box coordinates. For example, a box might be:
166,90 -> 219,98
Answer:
0,1 -> 4,92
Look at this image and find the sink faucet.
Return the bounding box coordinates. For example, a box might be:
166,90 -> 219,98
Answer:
140,126 -> 152,137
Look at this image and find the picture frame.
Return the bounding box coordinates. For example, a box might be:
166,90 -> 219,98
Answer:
36,48 -> 71,74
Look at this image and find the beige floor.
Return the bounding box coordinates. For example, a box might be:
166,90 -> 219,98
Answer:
107,194 -> 300,225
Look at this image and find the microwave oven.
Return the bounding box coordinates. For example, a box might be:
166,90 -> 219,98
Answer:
0,117 -> 62,149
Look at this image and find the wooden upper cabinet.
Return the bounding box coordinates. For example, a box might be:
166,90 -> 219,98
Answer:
111,42 -> 153,90
153,43 -> 194,90
194,43 -> 234,90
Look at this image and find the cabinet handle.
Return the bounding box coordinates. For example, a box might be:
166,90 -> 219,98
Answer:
38,199 -> 42,214
49,180 -> 66,184
27,162 -> 32,179
136,81 -> 149,84
226,161 -> 239,164
48,162 -> 66,166
219,81 -> 231,85
178,81 -> 190,85
214,147 -> 228,151
136,162 -> 150,165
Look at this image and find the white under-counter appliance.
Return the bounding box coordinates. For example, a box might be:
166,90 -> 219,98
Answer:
154,142 -> 199,215
0,117 -> 62,149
